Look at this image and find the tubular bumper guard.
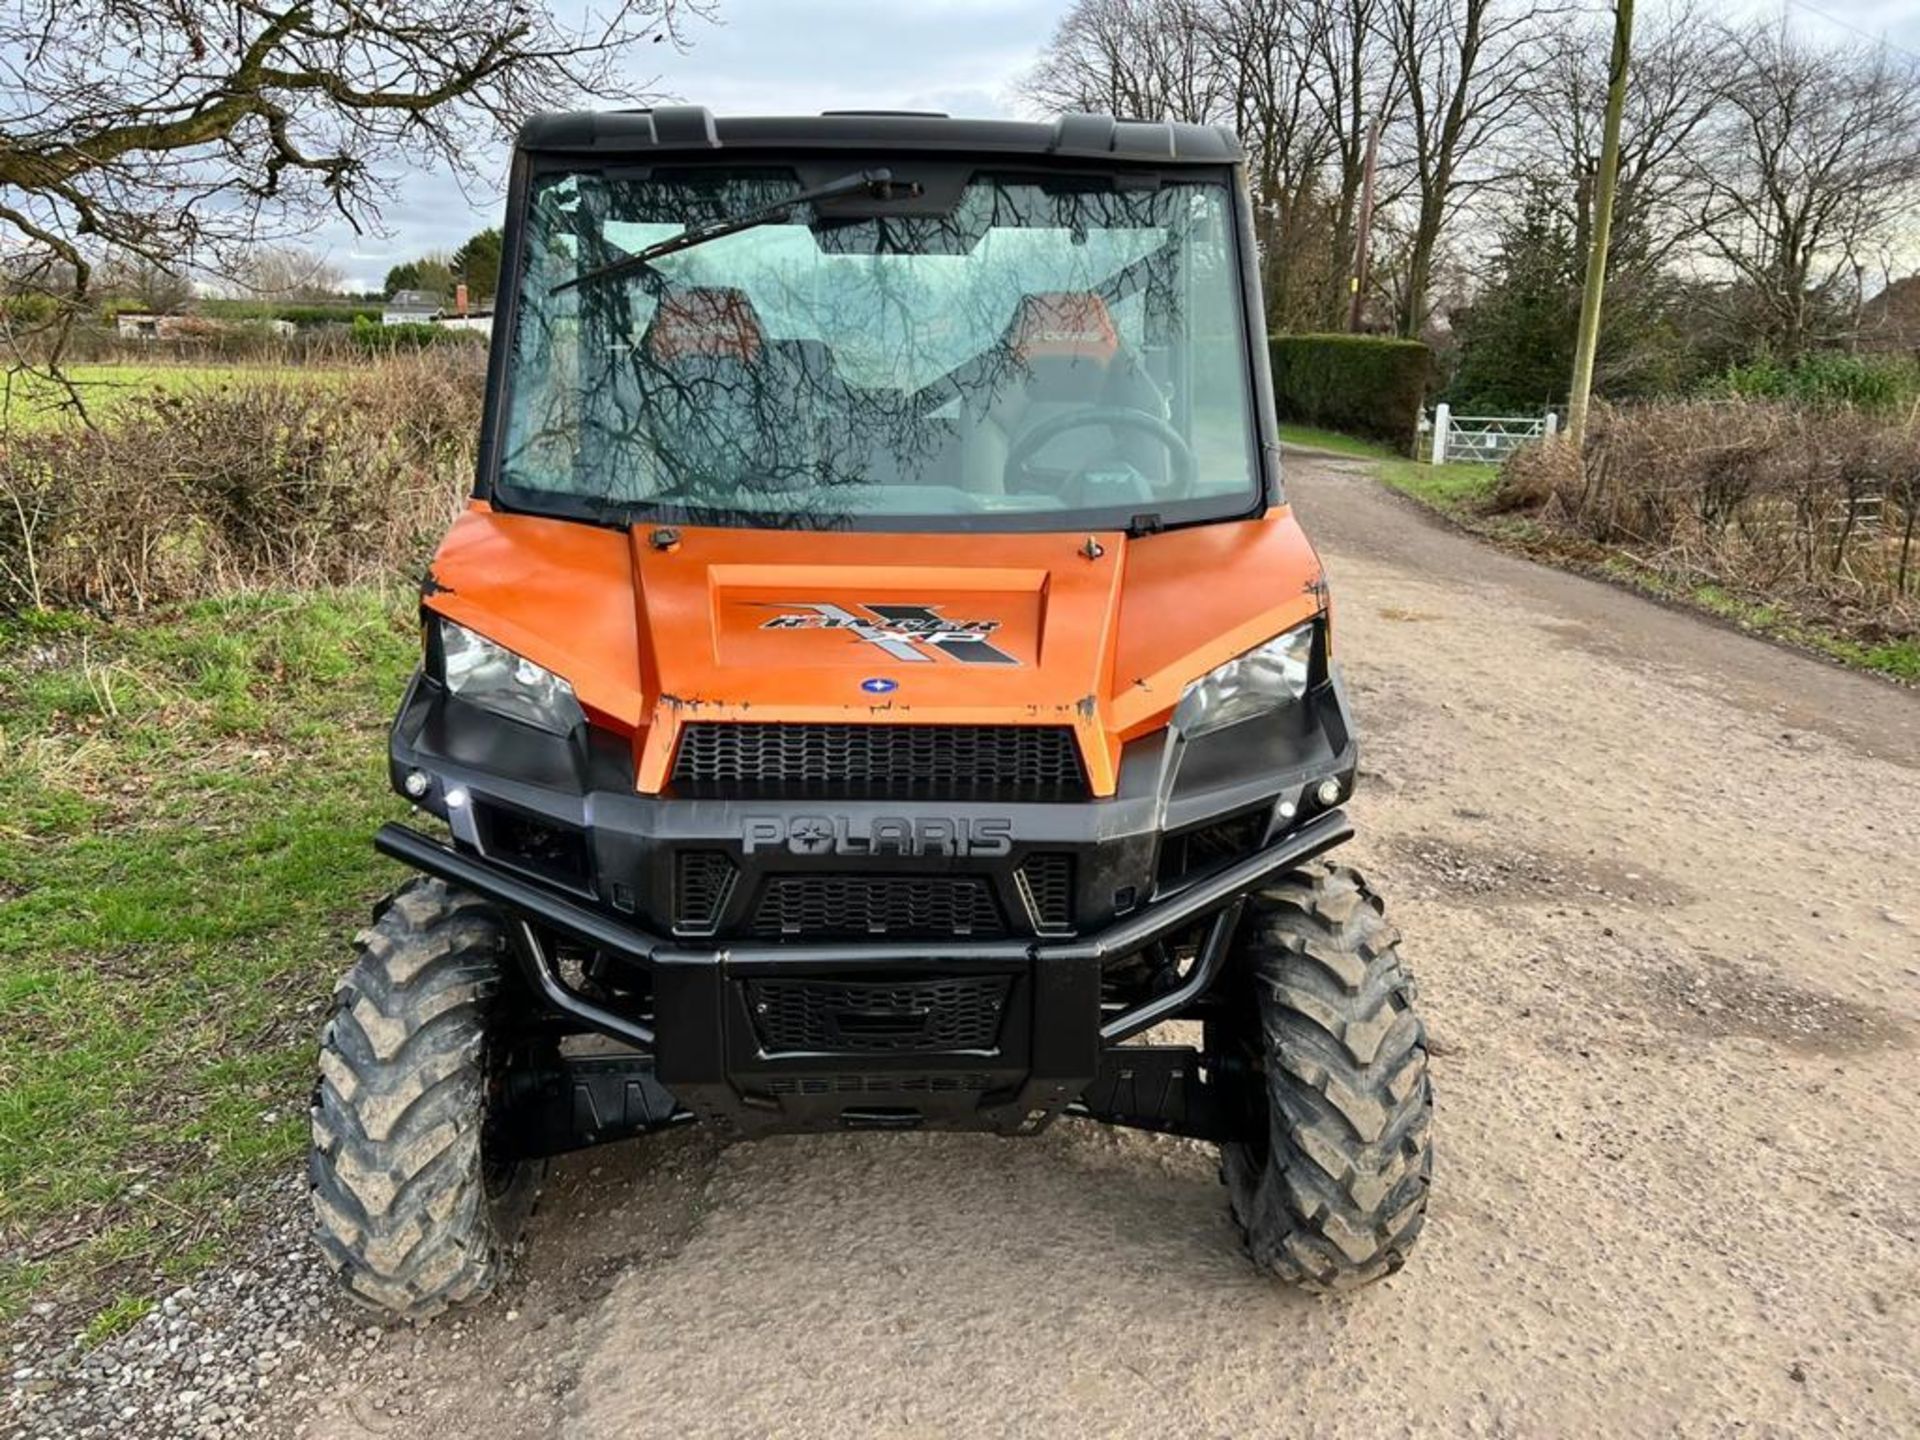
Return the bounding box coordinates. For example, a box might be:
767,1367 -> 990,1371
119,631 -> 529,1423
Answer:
375,808 -> 1352,1138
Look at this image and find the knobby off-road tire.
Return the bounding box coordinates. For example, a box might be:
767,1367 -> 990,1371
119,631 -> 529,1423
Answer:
1222,862 -> 1432,1291
310,878 -> 545,1321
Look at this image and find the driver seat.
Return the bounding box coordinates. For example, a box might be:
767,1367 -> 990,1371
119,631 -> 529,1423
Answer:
958,292 -> 1167,499
633,286 -> 812,495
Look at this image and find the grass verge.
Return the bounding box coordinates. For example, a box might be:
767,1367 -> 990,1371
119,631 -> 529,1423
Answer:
1372,458 -> 1503,514
1277,423 -> 1403,460
0,589 -> 418,1339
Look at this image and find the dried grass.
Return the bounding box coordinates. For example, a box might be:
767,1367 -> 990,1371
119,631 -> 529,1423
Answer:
1502,401 -> 1920,633
0,349 -> 484,611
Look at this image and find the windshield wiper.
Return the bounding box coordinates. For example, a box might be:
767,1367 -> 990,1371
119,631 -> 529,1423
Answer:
549,168 -> 921,296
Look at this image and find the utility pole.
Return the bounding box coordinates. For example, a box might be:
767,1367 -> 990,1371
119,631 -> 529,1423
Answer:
1567,0 -> 1634,450
1348,118 -> 1382,334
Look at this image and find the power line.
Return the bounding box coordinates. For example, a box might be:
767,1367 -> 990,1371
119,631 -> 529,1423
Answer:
1780,0 -> 1920,66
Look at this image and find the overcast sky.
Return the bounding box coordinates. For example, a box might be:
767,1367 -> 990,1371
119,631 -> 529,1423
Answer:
327,0 -> 1920,292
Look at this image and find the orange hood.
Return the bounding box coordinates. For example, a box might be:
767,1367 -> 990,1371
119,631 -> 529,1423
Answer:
422,505 -> 1327,796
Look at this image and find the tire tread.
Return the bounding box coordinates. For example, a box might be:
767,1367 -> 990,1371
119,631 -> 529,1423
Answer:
309,877 -> 539,1321
1225,862 -> 1434,1292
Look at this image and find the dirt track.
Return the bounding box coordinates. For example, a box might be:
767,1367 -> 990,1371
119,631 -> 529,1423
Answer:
297,458 -> 1920,1439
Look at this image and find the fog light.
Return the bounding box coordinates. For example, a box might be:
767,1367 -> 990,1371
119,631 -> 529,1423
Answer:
1316,778 -> 1344,807
402,769 -> 431,799
1278,800 -> 1298,820
445,787 -> 469,810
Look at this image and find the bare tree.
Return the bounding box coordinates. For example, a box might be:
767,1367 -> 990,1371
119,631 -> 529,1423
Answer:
1377,0 -> 1555,337
1022,0 -> 1409,331
1526,1 -> 1726,275
1303,0 -> 1404,328
1021,0 -> 1227,123
1692,22 -> 1920,358
1194,1 -> 1339,327
228,245 -> 347,303
0,0 -> 705,379
96,252 -> 197,315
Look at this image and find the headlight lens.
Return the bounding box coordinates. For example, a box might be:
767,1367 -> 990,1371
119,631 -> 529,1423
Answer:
438,618 -> 584,735
1172,621 -> 1316,739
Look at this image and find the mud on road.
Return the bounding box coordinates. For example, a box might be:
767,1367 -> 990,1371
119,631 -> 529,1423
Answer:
25,458 -> 1920,1439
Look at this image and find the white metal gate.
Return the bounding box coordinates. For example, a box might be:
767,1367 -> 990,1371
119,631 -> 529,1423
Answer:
1422,404 -> 1559,465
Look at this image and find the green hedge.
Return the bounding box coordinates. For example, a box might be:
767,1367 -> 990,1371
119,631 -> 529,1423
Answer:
1269,334 -> 1433,454
346,315 -> 486,351
200,298 -> 384,328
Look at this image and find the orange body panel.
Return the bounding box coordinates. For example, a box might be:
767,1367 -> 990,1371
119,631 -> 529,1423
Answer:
423,501 -> 1326,797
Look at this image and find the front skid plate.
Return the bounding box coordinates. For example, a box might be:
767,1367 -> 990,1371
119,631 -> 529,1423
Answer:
498,1041 -> 1242,1155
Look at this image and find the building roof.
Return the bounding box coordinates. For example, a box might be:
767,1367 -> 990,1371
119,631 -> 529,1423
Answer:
1860,275 -> 1920,351
385,289 -> 441,312
515,108 -> 1242,166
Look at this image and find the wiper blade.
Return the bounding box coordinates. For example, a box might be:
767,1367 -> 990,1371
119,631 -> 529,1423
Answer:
550,168 -> 920,296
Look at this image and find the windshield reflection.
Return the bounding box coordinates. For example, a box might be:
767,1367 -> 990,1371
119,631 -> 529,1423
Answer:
499,169 -> 1260,531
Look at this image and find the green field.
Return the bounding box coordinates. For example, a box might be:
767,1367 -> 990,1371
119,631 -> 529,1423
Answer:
0,591 -> 417,1336
1,364 -> 337,431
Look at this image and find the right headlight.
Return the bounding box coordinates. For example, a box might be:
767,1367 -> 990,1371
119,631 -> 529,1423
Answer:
1171,620 -> 1316,740
436,618 -> 585,735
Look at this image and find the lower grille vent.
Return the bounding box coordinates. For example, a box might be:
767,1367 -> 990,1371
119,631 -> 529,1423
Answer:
672,850 -> 736,933
747,976 -> 1012,1054
752,875 -> 1004,939
1015,854 -> 1075,934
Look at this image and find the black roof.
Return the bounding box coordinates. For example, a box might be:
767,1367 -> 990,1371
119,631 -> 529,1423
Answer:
516,108 -> 1242,166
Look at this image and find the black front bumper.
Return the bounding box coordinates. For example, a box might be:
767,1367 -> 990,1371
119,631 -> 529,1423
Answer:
377,807 -> 1351,1139
379,668 -> 1357,1140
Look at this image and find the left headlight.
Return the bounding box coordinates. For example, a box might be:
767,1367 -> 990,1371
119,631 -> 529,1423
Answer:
1172,620 -> 1317,740
436,618 -> 585,735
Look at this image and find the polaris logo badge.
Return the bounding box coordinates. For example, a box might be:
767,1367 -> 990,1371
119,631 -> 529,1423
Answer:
759,602 -> 1016,665
743,815 -> 1014,858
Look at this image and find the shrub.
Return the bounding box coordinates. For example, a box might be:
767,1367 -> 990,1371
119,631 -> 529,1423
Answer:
199,298 -> 385,328
347,315 -> 487,353
0,350 -> 485,610
1504,400 -> 1919,629
1716,352 -> 1920,415
1268,334 -> 1432,453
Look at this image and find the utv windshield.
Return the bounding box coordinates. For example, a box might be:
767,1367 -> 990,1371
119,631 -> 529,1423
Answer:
496,165 -> 1264,531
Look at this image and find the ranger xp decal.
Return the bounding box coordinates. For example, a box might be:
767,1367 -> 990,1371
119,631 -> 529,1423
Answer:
759,602 -> 1016,665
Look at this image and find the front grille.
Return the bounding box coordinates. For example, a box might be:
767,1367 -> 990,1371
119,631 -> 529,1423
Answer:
670,722 -> 1087,800
747,976 -> 1012,1053
1015,854 -> 1075,933
752,875 -> 1004,939
672,850 -> 736,933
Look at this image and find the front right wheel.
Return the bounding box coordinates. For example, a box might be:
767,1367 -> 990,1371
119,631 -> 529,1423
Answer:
1220,862 -> 1433,1291
309,878 -> 545,1321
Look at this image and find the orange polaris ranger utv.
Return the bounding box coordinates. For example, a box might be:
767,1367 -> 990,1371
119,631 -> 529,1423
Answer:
311,108 -> 1432,1318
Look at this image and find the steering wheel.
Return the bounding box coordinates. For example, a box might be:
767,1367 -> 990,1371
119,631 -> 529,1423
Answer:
1002,406 -> 1197,498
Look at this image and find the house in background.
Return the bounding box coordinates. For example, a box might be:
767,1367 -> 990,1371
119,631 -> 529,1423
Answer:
116,312 -> 298,340
1859,275 -> 1920,356
435,312 -> 493,337
115,312 -> 200,340
381,289 -> 442,325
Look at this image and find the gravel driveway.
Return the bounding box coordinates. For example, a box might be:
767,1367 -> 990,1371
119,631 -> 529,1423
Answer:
12,456 -> 1918,1439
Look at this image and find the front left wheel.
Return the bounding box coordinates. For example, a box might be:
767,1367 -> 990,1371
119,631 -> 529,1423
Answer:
309,879 -> 545,1321
1218,862 -> 1433,1291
